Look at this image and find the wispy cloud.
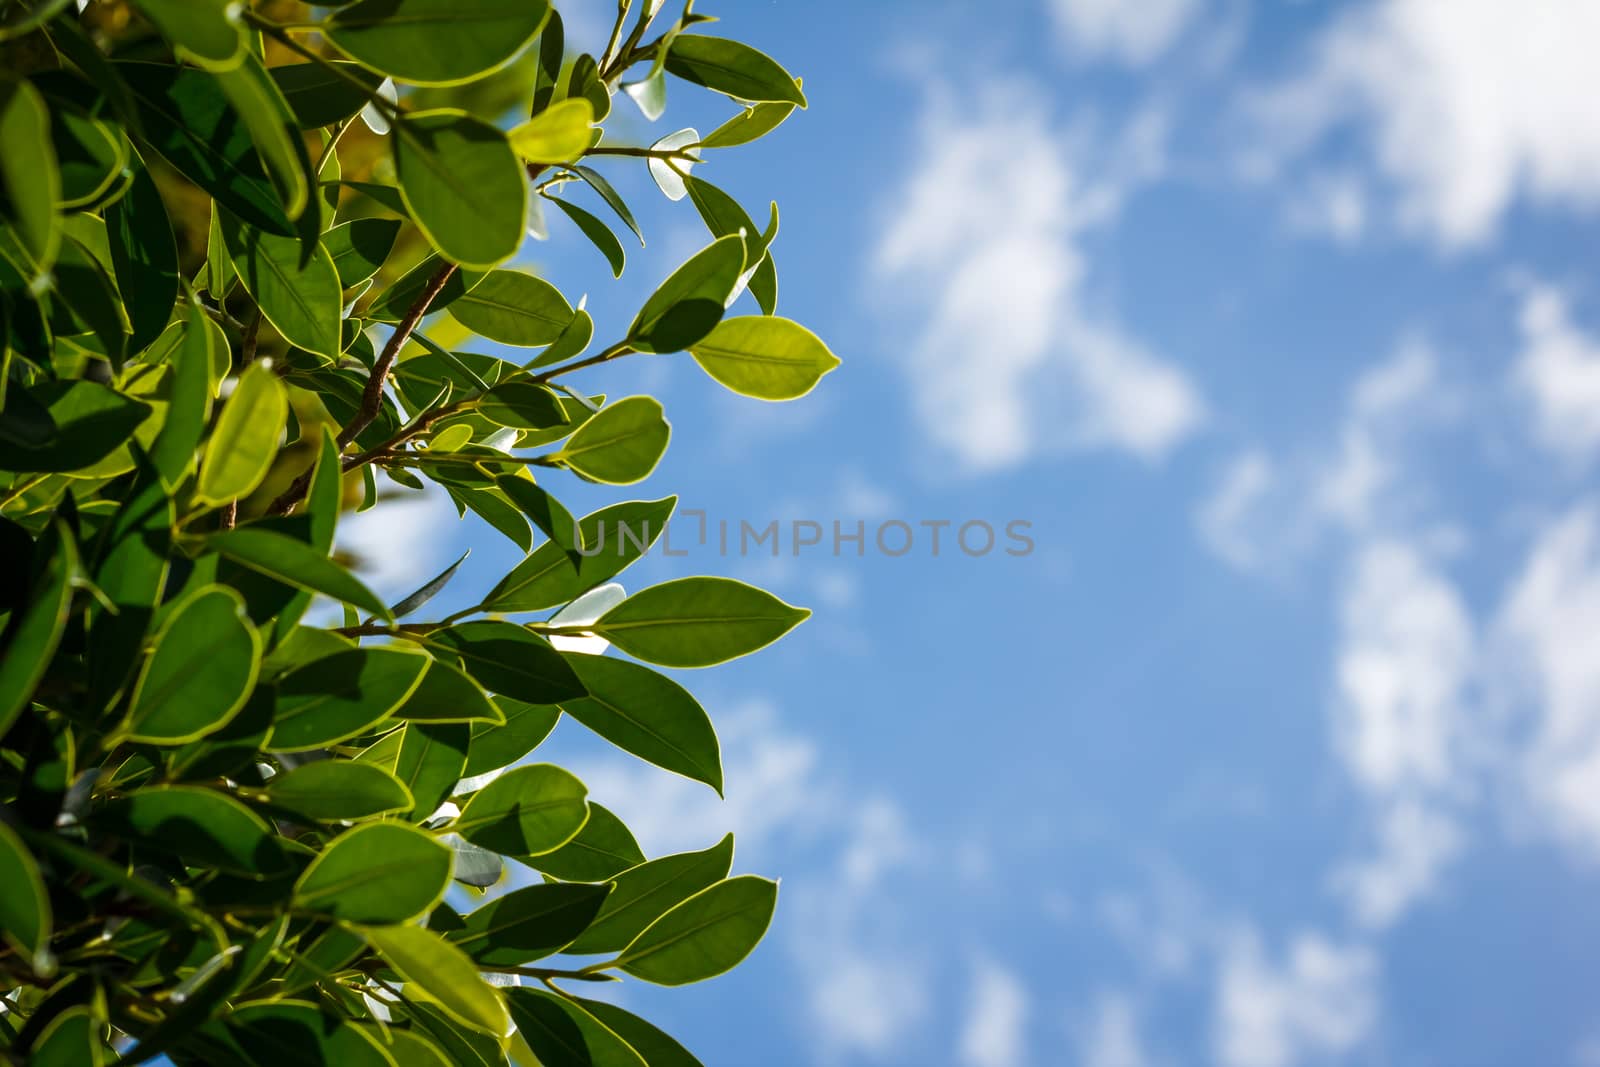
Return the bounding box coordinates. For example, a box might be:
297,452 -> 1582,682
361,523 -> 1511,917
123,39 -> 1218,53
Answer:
1079,991 -> 1154,1067
1248,0 -> 1600,247
872,80 -> 1203,472
958,960 -> 1030,1067
1512,281 -> 1600,464
1046,0 -> 1203,66
1213,928 -> 1379,1067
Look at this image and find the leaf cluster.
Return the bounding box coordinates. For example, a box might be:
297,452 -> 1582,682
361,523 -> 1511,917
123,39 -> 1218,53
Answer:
0,0 -> 837,1062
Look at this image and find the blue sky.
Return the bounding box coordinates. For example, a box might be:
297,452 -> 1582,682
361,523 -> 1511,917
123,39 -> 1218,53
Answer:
342,2 -> 1600,1064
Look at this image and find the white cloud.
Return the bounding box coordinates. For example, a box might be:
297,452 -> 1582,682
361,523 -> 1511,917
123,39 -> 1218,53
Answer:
1197,451 -> 1276,572
1332,797 -> 1464,930
874,82 -> 1203,472
1047,0 -> 1201,65
336,483 -> 463,600
1513,282 -> 1600,462
1334,541 -> 1474,796
1080,992 -> 1152,1067
1285,172 -> 1368,244
1253,0 -> 1600,247
959,961 -> 1030,1067
1214,929 -> 1379,1067
1495,501 -> 1600,859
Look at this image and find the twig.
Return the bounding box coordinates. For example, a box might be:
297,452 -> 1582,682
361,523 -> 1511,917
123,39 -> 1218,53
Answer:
268,262 -> 457,516
220,312 -> 263,532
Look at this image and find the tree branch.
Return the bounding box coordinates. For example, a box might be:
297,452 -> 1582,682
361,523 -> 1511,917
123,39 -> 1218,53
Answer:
268,262 -> 457,516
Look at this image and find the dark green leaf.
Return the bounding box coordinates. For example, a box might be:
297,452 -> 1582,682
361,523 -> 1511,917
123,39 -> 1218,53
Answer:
559,654 -> 722,792
118,61 -> 293,235
530,801 -> 647,882
265,760 -> 414,820
393,658 -> 504,724
571,165 -> 643,245
497,475 -> 580,561
478,380 -> 567,428
210,527 -> 393,621
449,269 -> 573,346
294,822 -> 451,923
430,621 -> 586,704
0,526 -> 74,739
576,999 -> 705,1067
0,821 -> 50,971
462,698 -> 560,778
219,213 -> 343,359
547,196 -> 625,277
124,585 -> 260,744
225,1000 -> 393,1067
214,49 -> 316,221
566,835 -> 733,955
448,882 -> 610,965
327,0 -> 552,87
324,217 -> 401,287
506,988 -> 646,1067
485,496 -> 675,613
270,62 -> 386,129
664,35 -> 807,106
0,380 -> 149,473
390,549 -> 470,620
50,104 -> 125,208
593,577 -> 808,668
99,785 -> 289,876
615,876 -> 778,985
628,235 -> 744,354
134,0 -> 245,69
394,110 -> 525,269
394,721 -> 470,820
367,253 -> 482,321
269,647 -> 427,750
453,763 -> 588,856
106,164 -> 180,357
0,78 -> 59,278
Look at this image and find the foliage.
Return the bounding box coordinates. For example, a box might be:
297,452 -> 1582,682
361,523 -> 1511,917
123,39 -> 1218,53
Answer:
0,0 -> 837,1061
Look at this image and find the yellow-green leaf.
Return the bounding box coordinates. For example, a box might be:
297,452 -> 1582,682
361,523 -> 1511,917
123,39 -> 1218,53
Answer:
195,361 -> 287,507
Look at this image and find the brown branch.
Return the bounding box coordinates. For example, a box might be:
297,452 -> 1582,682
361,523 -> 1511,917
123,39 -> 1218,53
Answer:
219,312 -> 262,532
267,262 -> 457,516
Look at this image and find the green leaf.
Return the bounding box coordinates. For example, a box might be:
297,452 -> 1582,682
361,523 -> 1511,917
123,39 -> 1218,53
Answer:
453,763 -> 589,856
477,380 -> 567,428
384,1029 -> 455,1067
52,235 -> 128,368
390,549 -> 472,621
0,380 -> 151,473
0,821 -> 50,971
363,924 -> 510,1037
0,526 -> 75,739
430,621 -> 586,704
526,308 -> 595,370
270,62 -> 386,129
209,527 -> 393,621
214,50 -> 315,221
683,175 -> 774,268
572,165 -> 643,245
699,98 -> 798,150
394,110 -> 525,269
119,61 -> 293,235
449,269 -> 573,346
687,316 -> 839,401
497,475 -> 580,561
448,882 -> 610,965
462,698 -> 560,778
393,658 -> 504,724
106,164 -> 180,358
553,396 -> 670,485
394,721 -> 469,820
134,0 -> 246,69
509,98 -> 594,164
505,989 -> 646,1067
485,496 -> 675,612
265,760 -> 414,820
325,217 -> 401,287
50,103 -> 125,209
368,253 -> 482,322
664,35 -> 807,106
558,654 -> 722,792
593,577 -> 808,668
219,213 -> 343,359
547,196 -> 625,277
628,235 -> 745,354
99,785 -> 289,876
225,1000 -> 394,1066
326,0 -> 552,87
269,647 -> 428,750
194,361 -> 287,506
566,835 -> 733,955
0,78 -> 59,278
530,801 -> 647,882
125,586 -> 260,744
294,822 -> 452,923
28,1005 -> 107,1067
575,1000 -> 705,1067
614,876 -> 778,985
